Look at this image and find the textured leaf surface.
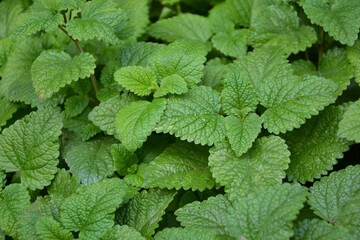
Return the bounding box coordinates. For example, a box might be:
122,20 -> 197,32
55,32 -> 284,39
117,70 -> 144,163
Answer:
225,113 -> 262,157
31,50 -> 96,99
0,0 -> 23,39
302,0 -> 360,45
115,98 -> 166,151
36,216 -> 74,240
63,137 -> 117,185
0,108 -> 62,190
60,178 -> 138,239
64,95 -> 88,118
116,188 -> 176,237
155,228 -> 217,240
0,184 -> 30,237
154,74 -> 188,98
0,98 -> 17,131
148,13 -> 212,43
114,66 -> 158,96
134,141 -> 215,191
293,219 -> 354,240
89,93 -> 138,136
111,144 -> 139,176
308,165 -> 360,236
156,86 -> 226,146
101,225 -> 145,240
226,183 -> 308,240
338,99 -> 360,142
348,40 -> 360,83
249,5 -> 317,54
212,29 -> 248,58
209,136 -> 290,199
48,169 -> 81,202
175,195 -> 231,238
260,75 -> 338,134
285,106 -> 349,183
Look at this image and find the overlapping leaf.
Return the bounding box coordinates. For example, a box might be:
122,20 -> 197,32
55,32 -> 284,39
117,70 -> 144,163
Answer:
338,99 -> 360,142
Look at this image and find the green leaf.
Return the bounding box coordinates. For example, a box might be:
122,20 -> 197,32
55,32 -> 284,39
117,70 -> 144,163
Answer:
31,50 -> 96,99
260,75 -> 338,134
0,0 -> 23,39
63,108 -> 101,141
60,178 -> 138,240
155,228 -> 218,240
0,98 -> 17,131
221,69 -> 258,116
115,98 -> 167,151
63,137 -> 117,185
88,93 -> 139,136
64,95 -> 88,118
225,113 -> 262,157
148,13 -> 212,43
208,2 -> 234,33
156,86 -> 226,146
209,136 -> 290,200
348,40 -> 360,84
148,42 -> 206,87
36,216 -> 74,240
0,108 -> 62,190
116,42 -> 165,67
293,219 -> 354,240
133,141 -> 215,191
116,188 -> 176,237
111,144 -> 139,176
226,0 -> 252,27
226,183 -> 308,240
338,99 -> 360,142
248,5 -> 317,54
284,106 -> 349,183
154,74 -> 188,98
101,225 -> 145,240
175,194 -> 231,238
201,58 -> 229,91
212,29 -> 248,58
114,66 -> 159,96
301,0 -> 360,46
0,184 -> 30,237
0,171 -> 5,189
47,169 -> 81,202
66,0 -> 129,44
308,165 -> 360,236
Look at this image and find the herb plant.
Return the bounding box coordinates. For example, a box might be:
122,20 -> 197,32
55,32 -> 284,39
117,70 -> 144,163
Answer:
0,0 -> 359,239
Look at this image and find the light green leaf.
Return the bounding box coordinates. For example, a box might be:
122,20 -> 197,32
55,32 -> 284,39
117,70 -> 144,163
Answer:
308,165 -> 360,236
114,66 -> 159,96
260,75 -> 338,134
208,2 -> 234,33
31,50 -> 96,99
115,98 -> 166,151
63,137 -> 117,185
226,0 -> 252,27
66,0 -> 129,44
155,228 -> 218,240
60,178 -> 138,240
148,13 -> 212,43
301,0 -> 360,46
225,113 -> 262,157
111,144 -> 139,176
0,108 -> 62,190
133,141 -> 215,191
36,216 -> 74,240
0,184 -> 30,237
285,106 -> 349,183
154,74 -> 188,98
148,42 -> 206,87
348,40 -> 360,83
221,69 -> 258,116
175,195 -> 231,238
293,219 -> 354,240
338,99 -> 360,142
0,98 -> 17,131
209,136 -> 290,200
248,5 -> 317,54
0,171 -> 5,189
116,188 -> 176,237
101,225 -> 145,240
226,183 -> 308,240
156,86 -> 226,146
201,58 -> 229,91
88,93 -> 139,136
0,0 -> 23,39
64,95 -> 88,118
0,38 -> 14,71
212,29 -> 248,58
48,169 -> 81,202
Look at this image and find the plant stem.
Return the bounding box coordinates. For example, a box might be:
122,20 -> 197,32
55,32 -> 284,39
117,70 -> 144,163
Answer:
95,39 -> 103,54
318,27 -> 324,67
62,12 -> 67,24
176,3 -> 181,13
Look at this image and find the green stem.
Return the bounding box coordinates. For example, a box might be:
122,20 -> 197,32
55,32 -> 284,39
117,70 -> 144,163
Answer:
318,27 -> 324,67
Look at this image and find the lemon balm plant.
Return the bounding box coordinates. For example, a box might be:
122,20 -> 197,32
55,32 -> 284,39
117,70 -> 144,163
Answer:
0,0 -> 360,239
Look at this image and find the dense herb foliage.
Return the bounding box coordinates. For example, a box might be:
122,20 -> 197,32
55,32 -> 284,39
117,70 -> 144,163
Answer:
0,0 -> 359,239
